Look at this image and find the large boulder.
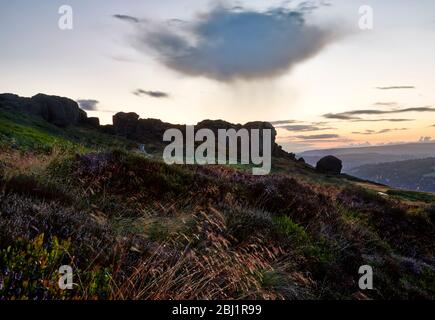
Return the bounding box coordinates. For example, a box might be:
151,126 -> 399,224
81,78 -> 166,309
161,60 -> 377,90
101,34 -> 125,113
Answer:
0,93 -> 88,127
316,155 -> 343,174
29,94 -> 87,127
113,112 -> 140,138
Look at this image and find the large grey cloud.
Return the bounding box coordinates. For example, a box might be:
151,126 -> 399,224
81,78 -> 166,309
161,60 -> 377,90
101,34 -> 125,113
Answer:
120,4 -> 339,81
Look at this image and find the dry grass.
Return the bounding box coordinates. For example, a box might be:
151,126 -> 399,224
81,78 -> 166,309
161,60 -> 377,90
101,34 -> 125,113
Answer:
0,147 -> 66,179
111,207 -> 284,300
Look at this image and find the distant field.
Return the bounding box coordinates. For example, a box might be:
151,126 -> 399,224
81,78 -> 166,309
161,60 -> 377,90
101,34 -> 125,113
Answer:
386,189 -> 435,204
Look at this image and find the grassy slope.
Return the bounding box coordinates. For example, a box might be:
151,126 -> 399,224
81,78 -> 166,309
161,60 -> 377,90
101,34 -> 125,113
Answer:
0,107 -> 72,151
0,109 -> 434,300
0,105 -> 135,152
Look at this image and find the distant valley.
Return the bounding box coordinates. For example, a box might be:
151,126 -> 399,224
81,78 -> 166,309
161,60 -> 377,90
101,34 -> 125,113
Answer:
349,158 -> 435,193
299,143 -> 435,192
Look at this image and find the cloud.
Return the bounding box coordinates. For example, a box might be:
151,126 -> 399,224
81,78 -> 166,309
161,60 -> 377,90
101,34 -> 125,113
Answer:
342,109 -> 389,115
113,14 -> 140,24
373,102 -> 397,107
351,129 -> 375,134
110,55 -> 136,63
377,128 -> 407,134
77,99 -> 99,111
376,86 -> 415,90
133,89 -> 170,98
324,107 -> 435,120
352,128 -> 408,135
311,121 -> 330,126
346,142 -> 372,147
282,132 -> 353,146
281,124 -> 336,132
400,107 -> 435,113
419,136 -> 433,143
323,113 -> 359,120
353,118 -> 413,122
295,134 -> 339,140
269,120 -> 298,126
124,4 -> 340,81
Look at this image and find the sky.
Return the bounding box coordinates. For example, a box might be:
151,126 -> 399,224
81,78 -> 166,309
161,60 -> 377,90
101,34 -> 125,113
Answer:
1,0 -> 435,152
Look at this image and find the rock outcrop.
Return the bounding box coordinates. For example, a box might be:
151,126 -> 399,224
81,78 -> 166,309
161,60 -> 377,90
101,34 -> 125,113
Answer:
112,112 -> 180,142
316,155 -> 343,174
113,112 -> 140,137
84,117 -> 100,128
0,93 -> 87,127
0,92 -> 296,160
112,112 -> 295,159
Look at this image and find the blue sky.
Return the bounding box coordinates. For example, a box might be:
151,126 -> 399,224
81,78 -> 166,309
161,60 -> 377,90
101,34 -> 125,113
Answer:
1,0 -> 435,151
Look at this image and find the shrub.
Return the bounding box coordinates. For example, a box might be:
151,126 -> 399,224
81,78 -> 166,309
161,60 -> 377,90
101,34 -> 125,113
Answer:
272,216 -> 333,264
226,207 -> 273,242
273,216 -> 310,246
0,234 -> 111,300
0,194 -> 116,266
4,174 -> 72,204
338,185 -> 389,210
0,234 -> 71,299
426,204 -> 435,223
147,220 -> 171,242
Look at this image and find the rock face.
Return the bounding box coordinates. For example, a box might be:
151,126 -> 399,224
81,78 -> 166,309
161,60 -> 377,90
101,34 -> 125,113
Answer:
113,112 -> 140,136
113,112 -> 178,142
84,117 -> 100,128
0,93 -> 88,127
29,94 -> 87,127
316,155 -> 343,174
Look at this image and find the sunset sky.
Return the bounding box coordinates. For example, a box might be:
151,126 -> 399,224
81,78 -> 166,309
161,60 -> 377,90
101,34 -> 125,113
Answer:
1,0 -> 435,152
